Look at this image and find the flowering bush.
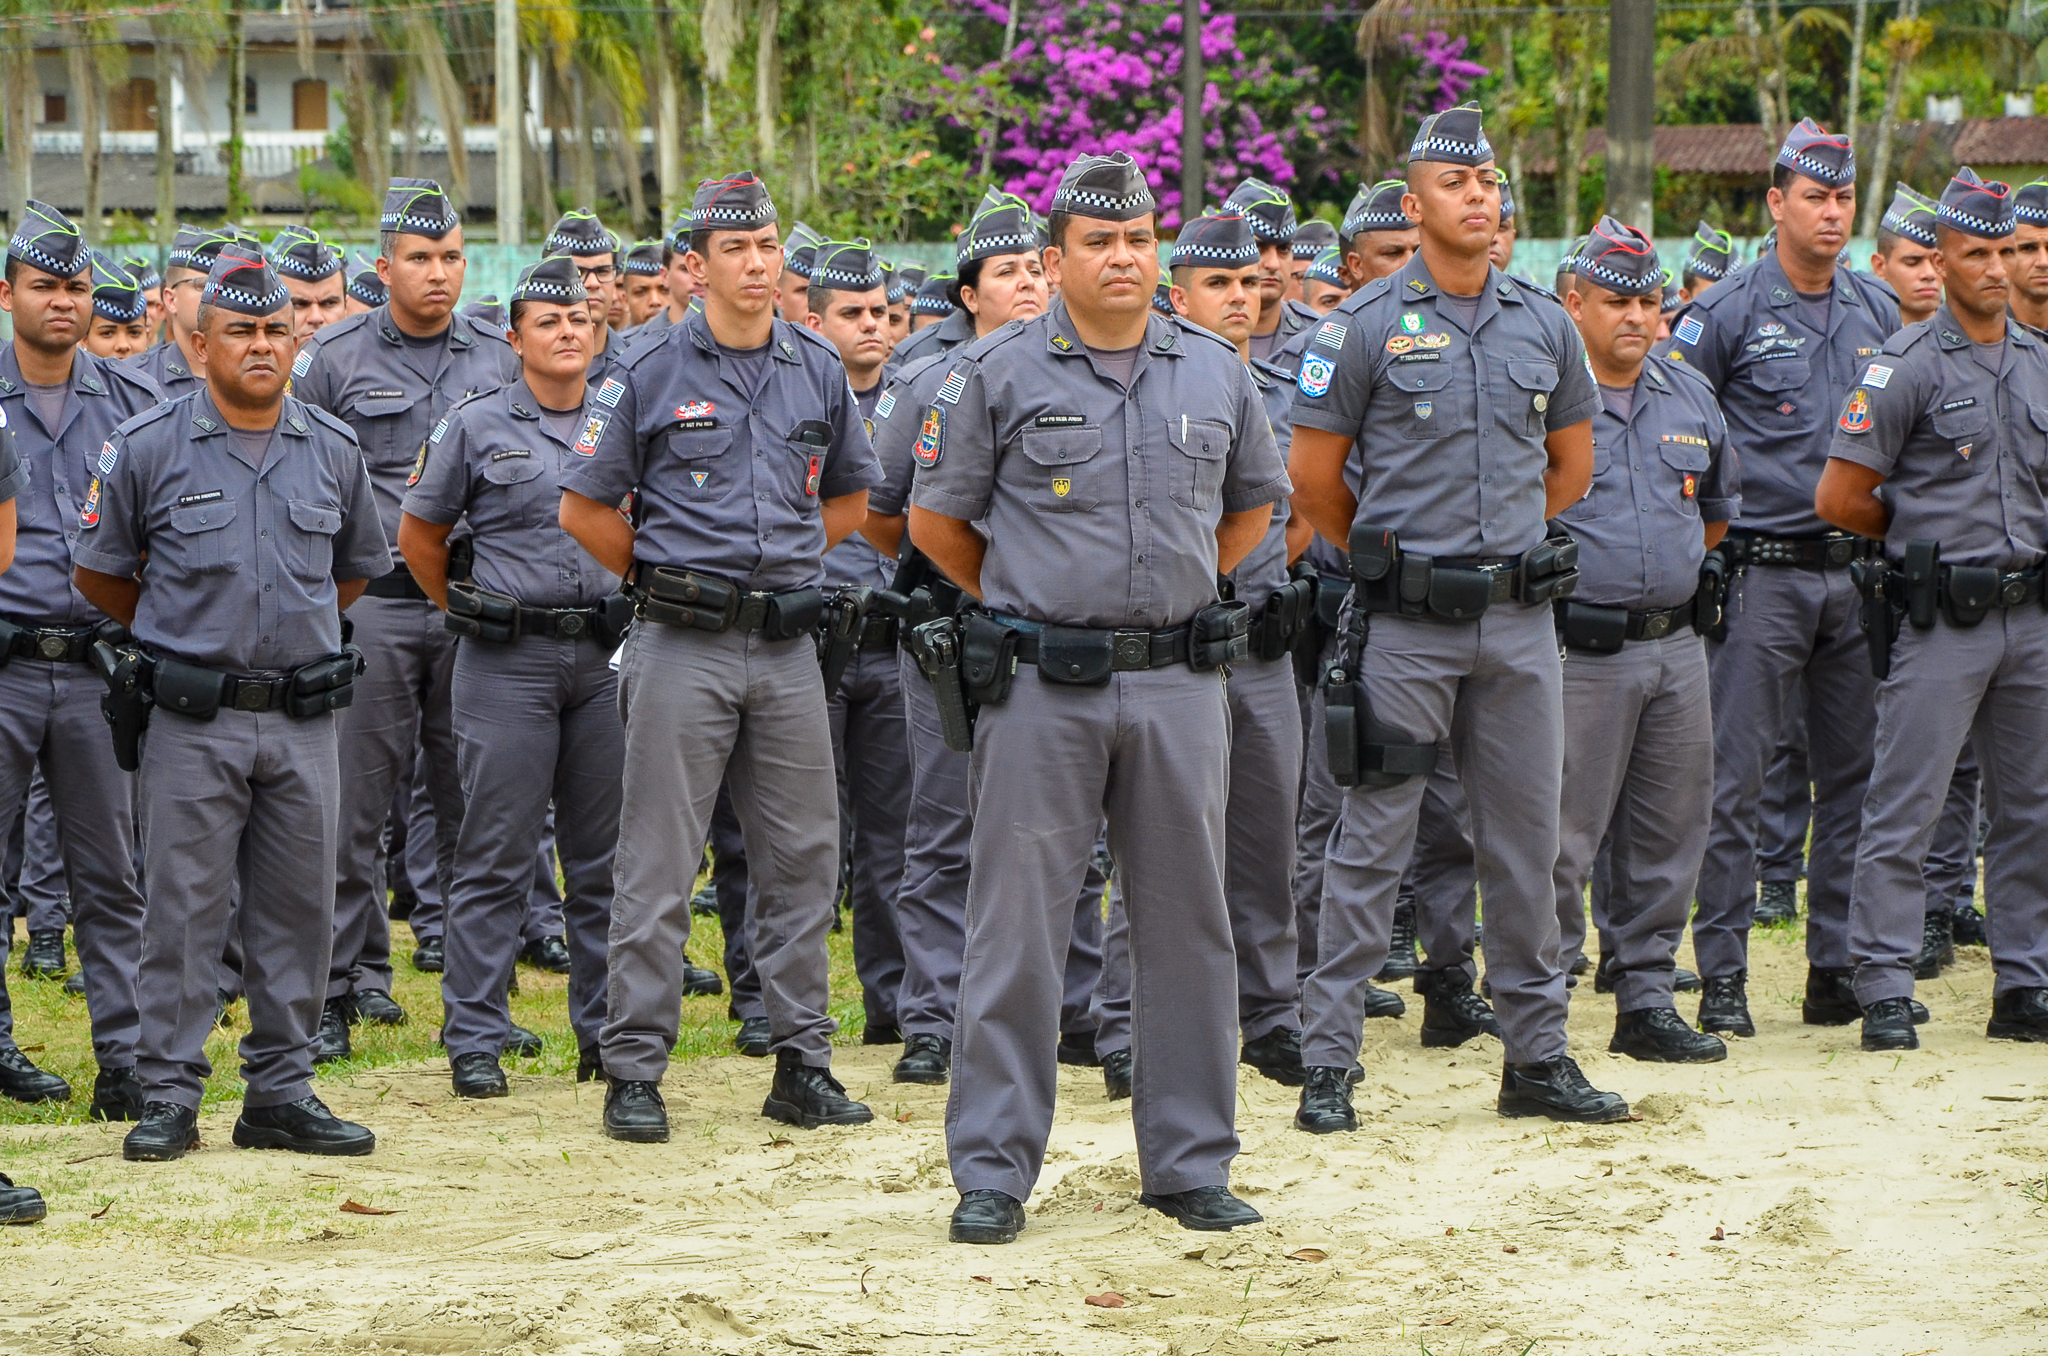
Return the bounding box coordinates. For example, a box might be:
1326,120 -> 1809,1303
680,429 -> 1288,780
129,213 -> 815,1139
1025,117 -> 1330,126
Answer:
1400,31 -> 1487,123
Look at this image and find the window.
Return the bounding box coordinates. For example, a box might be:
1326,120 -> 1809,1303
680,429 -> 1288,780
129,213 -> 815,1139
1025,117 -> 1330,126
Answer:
244,76 -> 258,116
465,80 -> 494,125
42,92 -> 66,125
110,78 -> 157,132
292,79 -> 328,131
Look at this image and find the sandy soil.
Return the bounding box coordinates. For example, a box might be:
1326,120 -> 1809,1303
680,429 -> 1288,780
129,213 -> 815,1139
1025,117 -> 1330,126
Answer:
5,924 -> 2046,1356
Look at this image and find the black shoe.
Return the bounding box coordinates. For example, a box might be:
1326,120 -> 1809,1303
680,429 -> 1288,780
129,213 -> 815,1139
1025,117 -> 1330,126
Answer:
894,1033 -> 952,1085
1914,910 -> 1956,981
1568,952 -> 1592,977
689,881 -> 720,918
1860,997 -> 1920,1052
733,1016 -> 771,1057
1241,1027 -> 1307,1087
1698,972 -> 1755,1037
1498,1055 -> 1631,1123
89,1066 -> 145,1122
519,935 -> 573,974
504,1023 -> 543,1058
411,936 -> 444,972
1802,966 -> 1861,1026
1755,881 -> 1799,926
1674,967 -> 1703,993
213,989 -> 237,1029
949,1189 -> 1025,1244
1988,987 -> 2048,1042
1055,1029 -> 1101,1067
314,996 -> 353,1064
681,959 -> 725,997
862,1023 -> 902,1047
354,990 -> 406,1026
1376,903 -> 1419,981
577,1044 -> 604,1083
1419,971 -> 1501,1048
1294,1065 -> 1358,1134
233,1095 -> 376,1156
451,1051 -> 509,1099
0,1173 -> 44,1224
1953,903 -> 1989,947
763,1052 -> 874,1129
604,1079 -> 670,1142
63,970 -> 85,996
0,1045 -> 70,1103
1102,1048 -> 1133,1101
1611,1007 -> 1728,1063
20,929 -> 65,979
1363,980 -> 1407,1019
387,888 -> 419,922
1592,951 -> 1619,994
1140,1185 -> 1263,1231
123,1102 -> 200,1161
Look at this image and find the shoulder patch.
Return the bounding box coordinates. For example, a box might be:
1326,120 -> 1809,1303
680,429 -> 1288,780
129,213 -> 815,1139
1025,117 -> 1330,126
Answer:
407,443 -> 429,486
574,413 -> 609,456
96,440 -> 119,475
935,369 -> 968,405
1861,363 -> 1893,390
875,390 -> 897,421
1675,315 -> 1704,347
1838,387 -> 1873,434
429,417 -> 450,445
79,478 -> 102,529
595,377 -> 625,408
1314,320 -> 1347,350
1298,353 -> 1335,398
914,405 -> 944,467
292,348 -> 314,379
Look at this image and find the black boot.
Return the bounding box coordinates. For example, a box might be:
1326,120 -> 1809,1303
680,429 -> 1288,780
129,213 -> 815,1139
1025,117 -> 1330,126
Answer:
1698,972 -> 1755,1037
1802,966 -> 1862,1026
20,929 -> 65,979
0,1046 -> 69,1103
1418,970 -> 1501,1048
893,1033 -> 951,1085
1376,903 -> 1420,981
1294,1065 -> 1358,1134
732,1016 -> 771,1057
1498,1056 -> 1630,1123
681,957 -> 724,997
1139,1185 -> 1263,1231
519,935 -> 573,974
603,1079 -> 670,1142
1055,1030 -> 1101,1067
1592,952 -> 1620,994
862,1022 -> 903,1047
762,1051 -> 874,1129
1988,988 -> 2048,1042
1101,1048 -> 1133,1100
1674,967 -> 1703,993
0,1173 -> 45,1223
1953,902 -> 1989,947
1240,1027 -> 1306,1086
1363,981 -> 1407,1019
1860,997 -> 1919,1052
1612,1007 -> 1728,1063
689,881 -> 719,917
1754,880 -> 1799,926
1914,910 -> 1956,981
63,970 -> 84,996
89,1066 -> 145,1122
504,1023 -> 543,1058
451,1051 -> 509,1099
123,1102 -> 200,1161
313,996 -> 353,1064
213,990 -> 237,1029
233,1095 -> 376,1155
354,990 -> 406,1026
949,1189 -> 1025,1244
411,935 -> 444,972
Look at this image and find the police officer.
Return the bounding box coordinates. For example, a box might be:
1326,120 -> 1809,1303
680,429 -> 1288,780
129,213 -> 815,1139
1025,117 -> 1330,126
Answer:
119,252 -> 164,342
0,423 -> 47,1225
643,213 -> 697,334
909,152 -> 1288,1242
291,178 -> 517,1055
2011,182 -> 2048,337
1287,220 -> 1339,306
1817,169 -> 2048,1049
1674,119 -> 1903,1035
270,225 -> 346,342
1678,222 -> 1734,305
134,226 -> 234,399
343,254 -> 386,317
561,171 -> 882,1143
1553,220 -> 1735,1059
1339,181 -> 1421,290
544,211 -> 626,379
621,240 -> 668,329
1224,178 -> 1298,362
910,273 -> 957,334
891,192 -> 1030,371
398,256 -> 624,1095
1289,105 -> 1623,1131
1299,246 -> 1349,316
0,202 -> 158,1117
84,252 -> 151,361
74,243 -> 389,1160
1871,184 -> 1944,326
1490,175 -> 1518,274
776,221 -> 823,324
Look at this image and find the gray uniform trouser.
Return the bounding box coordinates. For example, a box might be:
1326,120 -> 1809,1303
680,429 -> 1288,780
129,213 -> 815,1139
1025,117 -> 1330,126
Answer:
1554,633 -> 1714,1012
828,642 -> 910,1032
1292,636 -> 1343,980
330,594 -> 462,999
1092,653 -> 1302,1054
137,707 -> 339,1110
1696,565 -> 1874,978
443,636 -> 621,1058
18,773 -> 67,930
1756,693 -> 1811,885
948,664 -> 1238,1203
603,623 -> 840,1077
1303,602 -> 1567,1069
1851,608 -> 2048,1005
705,779 -> 764,1022
0,661 -> 144,1067
393,756 -> 563,947
1401,750 -> 1481,984
1925,742 -> 1980,917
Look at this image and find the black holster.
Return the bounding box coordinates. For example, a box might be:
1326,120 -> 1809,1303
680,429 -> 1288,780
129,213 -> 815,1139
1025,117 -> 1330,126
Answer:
1519,524 -> 1581,605
593,592 -> 634,650
819,588 -> 869,693
88,639 -> 153,772
288,647 -> 364,717
1696,548 -> 1732,642
1251,573 -> 1316,663
444,582 -> 519,643
906,616 -> 976,753
638,566 -> 740,631
1849,557 -> 1902,680
1322,613 -> 1437,789
446,534 -> 476,584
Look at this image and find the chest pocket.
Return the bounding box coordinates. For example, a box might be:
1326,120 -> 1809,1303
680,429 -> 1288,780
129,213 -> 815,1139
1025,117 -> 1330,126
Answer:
1167,417 -> 1230,510
345,396 -> 422,471
481,453 -> 549,526
667,425 -> 733,500
1394,364 -> 1457,440
168,499 -> 240,575
1018,426 -> 1104,513
1506,360 -> 1559,438
1742,358 -> 1810,428
787,419 -> 832,502
1575,436 -> 1617,521
1928,406 -> 1992,480
2025,405 -> 2048,485
286,499 -> 341,579
1658,434 -> 1711,516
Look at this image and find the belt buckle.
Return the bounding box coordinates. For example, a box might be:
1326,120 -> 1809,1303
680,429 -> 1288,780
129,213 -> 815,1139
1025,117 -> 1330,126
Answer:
556,612 -> 586,638
36,634 -> 68,661
2002,574 -> 2030,607
737,594 -> 770,630
1641,612 -> 1671,640
1825,539 -> 1855,567
233,683 -> 272,713
1111,630 -> 1151,669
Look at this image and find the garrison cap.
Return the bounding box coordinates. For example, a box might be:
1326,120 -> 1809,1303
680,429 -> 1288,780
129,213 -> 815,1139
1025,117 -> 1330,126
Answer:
1224,177 -> 1297,244
623,239 -> 663,276
167,223 -> 231,272
1291,219 -> 1338,260
1683,220 -> 1735,280
267,223 -> 342,281
895,261 -> 928,292
90,251 -> 146,323
1151,281 -> 1176,317
1303,245 -> 1346,289
544,209 -> 616,258
2014,180 -> 2048,226
881,263 -> 906,304
665,209 -> 694,252
120,252 -> 161,293
1937,166 -> 2016,239
462,295 -> 506,327
913,272 -> 956,316
1170,211 -> 1260,269
1341,180 -> 1410,238
1556,234 -> 1587,284
1879,183 -> 1939,248
1660,271 -> 1684,315
1050,151 -> 1156,222
345,253 -> 387,308
1565,216 -> 1663,297
6,200 -> 88,278
783,220 -> 822,278
381,177 -> 461,238
691,172 -> 778,232
201,242 -> 290,316
1496,173 -> 1516,223
1408,102 -> 1491,166
810,239 -> 884,292
1775,118 -> 1855,187
509,254 -> 588,305
957,187 -> 1039,266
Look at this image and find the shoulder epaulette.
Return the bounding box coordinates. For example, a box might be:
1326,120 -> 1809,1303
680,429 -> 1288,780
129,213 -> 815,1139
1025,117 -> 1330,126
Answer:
1656,351 -> 1715,396
1879,318 -> 1935,358
1352,276 -> 1395,307
111,398 -> 182,439
304,403 -> 360,445
1507,274 -> 1561,304
1170,315 -> 1242,357
782,320 -> 842,359
892,350 -> 955,389
462,312 -> 514,345
307,310 -> 375,351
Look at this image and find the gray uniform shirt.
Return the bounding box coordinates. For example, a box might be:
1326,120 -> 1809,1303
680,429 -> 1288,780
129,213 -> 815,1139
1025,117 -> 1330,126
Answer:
908,298 -> 1291,630
1673,249 -> 1898,538
820,381 -> 893,589
75,390 -> 391,672
0,416 -> 24,501
0,345 -> 163,625
289,306 -> 519,567
561,305 -> 883,592
1290,253 -> 1600,560
1825,306 -> 2048,571
130,339 -> 204,402
1559,356 -> 1738,612
870,352 -> 958,519
1229,359 -> 1294,601
402,377 -> 620,608
887,309 -> 975,373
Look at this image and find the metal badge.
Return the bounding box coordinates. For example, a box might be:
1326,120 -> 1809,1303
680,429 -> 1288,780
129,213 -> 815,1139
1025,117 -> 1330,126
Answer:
1533,393 -> 1548,413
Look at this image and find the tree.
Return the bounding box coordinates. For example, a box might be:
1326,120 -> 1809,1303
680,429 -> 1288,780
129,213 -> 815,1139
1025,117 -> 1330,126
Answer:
1859,0 -> 1929,236
0,0 -> 42,229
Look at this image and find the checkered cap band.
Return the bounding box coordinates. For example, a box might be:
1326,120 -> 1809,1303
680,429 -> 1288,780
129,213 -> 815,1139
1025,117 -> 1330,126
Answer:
1565,216 -> 1662,296
1151,282 -> 1175,316
666,212 -> 694,251
346,255 -> 386,307
1342,181 -> 1410,237
1408,105 -> 1491,166
2015,181 -> 2048,225
624,241 -> 663,276
1661,275 -> 1683,313
202,245 -> 290,315
1775,119 -> 1855,186
380,178 -> 459,236
691,173 -> 778,230
268,226 -> 342,281
545,211 -> 614,258
1051,153 -> 1156,221
90,251 -> 145,322
511,255 -> 589,304
1225,179 -> 1297,243
1938,169 -> 2016,239
811,239 -> 883,291
1170,212 -> 1260,269
913,275 -> 956,315
1497,175 -> 1516,222
1291,221 -> 1338,259
957,203 -> 1038,266
1881,188 -> 1940,248
1303,246 -> 1345,288
7,200 -> 87,277
120,254 -> 162,291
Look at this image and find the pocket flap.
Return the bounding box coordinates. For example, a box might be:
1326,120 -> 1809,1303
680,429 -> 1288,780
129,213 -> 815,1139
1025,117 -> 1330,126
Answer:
1746,359 -> 1809,392
481,455 -> 545,486
667,426 -> 734,460
789,418 -> 833,448
1932,408 -> 1988,440
2031,403 -> 2048,434
170,500 -> 237,533
288,499 -> 342,535
1658,436 -> 1711,472
1506,360 -> 1557,392
1020,426 -> 1103,467
1166,417 -> 1230,460
1391,363 -> 1455,394
349,397 -> 413,419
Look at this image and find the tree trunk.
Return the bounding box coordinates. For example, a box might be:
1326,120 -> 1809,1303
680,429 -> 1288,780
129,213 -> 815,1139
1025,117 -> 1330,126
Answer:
754,0 -> 779,167
1497,16 -> 1521,198
401,80 -> 419,179
1739,0 -> 1777,158
599,89 -> 645,236
1604,0 -> 1656,233
154,26 -> 175,249
525,54 -> 555,231
977,0 -> 1017,178
1763,0 -> 1789,136
1553,14 -> 1592,241
1,30 -> 33,230
1846,0 -> 1869,152
1179,0 -> 1201,224
569,67 -> 597,210
1860,0 -> 1926,237
66,37 -> 104,243
226,0 -> 247,223
651,5 -> 681,224
406,9 -> 470,211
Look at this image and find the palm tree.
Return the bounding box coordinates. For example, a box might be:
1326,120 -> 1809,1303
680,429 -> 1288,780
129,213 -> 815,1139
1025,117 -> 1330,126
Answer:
51,0 -> 124,243
0,0 -> 46,229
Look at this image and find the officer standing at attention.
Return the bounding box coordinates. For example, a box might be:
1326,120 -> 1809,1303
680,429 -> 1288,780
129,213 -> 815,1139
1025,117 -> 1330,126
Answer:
343,254 -> 385,318
889,191 -> 1029,371
1287,220 -> 1339,305
2009,182 -> 2048,336
1870,185 -> 1944,326
291,178 -> 517,1057
1552,220 -> 1735,1060
1817,169 -> 2048,1050
544,211 -> 625,379
560,172 -> 882,1143
1674,120 -> 1902,1035
775,221 -> 823,324
1288,105 -> 1620,1132
269,225 -> 346,343
84,253 -> 152,361
0,203 -> 159,1118
120,252 -> 164,342
1338,181 -> 1422,289
621,241 -> 669,329
134,226 -> 233,400
1298,247 -> 1349,316
74,243 -> 389,1161
909,273 -> 958,334
908,152 -> 1289,1242
398,256 -> 625,1097
1224,178 -> 1298,361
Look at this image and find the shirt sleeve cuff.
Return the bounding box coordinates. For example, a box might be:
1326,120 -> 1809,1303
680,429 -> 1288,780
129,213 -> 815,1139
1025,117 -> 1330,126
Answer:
559,467 -> 624,503
870,484 -> 909,517
908,483 -> 990,520
397,493 -> 462,525
819,463 -> 885,499
1547,395 -> 1603,430
71,544 -> 139,577
1222,472 -> 1294,514
1826,440 -> 1894,476
338,554 -> 395,581
1698,496 -> 1737,522
1288,408 -> 1361,437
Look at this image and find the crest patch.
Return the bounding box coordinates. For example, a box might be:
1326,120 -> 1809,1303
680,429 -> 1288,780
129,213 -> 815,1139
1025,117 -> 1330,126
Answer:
80,478 -> 101,529
915,405 -> 944,467
1417,333 -> 1451,349
675,400 -> 715,421
1958,443 -> 1974,460
1838,388 -> 1872,434
1297,354 -> 1334,398
1385,336 -> 1415,355
1414,401 -> 1433,420
1682,473 -> 1698,500
574,414 -> 607,456
692,470 -> 710,487
1052,477 -> 1072,497
407,443 -> 429,486
1400,312 -> 1424,334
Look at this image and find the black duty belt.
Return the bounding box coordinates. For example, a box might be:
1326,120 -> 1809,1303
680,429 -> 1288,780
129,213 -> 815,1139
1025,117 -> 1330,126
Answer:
364,567 -> 431,601
1003,620 -> 1191,672
859,612 -> 899,650
1555,597 -> 1698,655
0,620 -> 99,663
1726,532 -> 1873,569
516,607 -> 599,639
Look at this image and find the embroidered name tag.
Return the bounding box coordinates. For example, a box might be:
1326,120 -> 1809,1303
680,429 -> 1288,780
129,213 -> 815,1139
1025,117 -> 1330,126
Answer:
177,489 -> 224,506
1035,414 -> 1086,427
491,449 -> 531,461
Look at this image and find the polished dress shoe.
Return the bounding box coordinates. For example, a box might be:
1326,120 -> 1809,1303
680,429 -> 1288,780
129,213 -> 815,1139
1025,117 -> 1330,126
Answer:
387,887 -> 419,921
0,1173 -> 45,1224
354,990 -> 406,1026
123,1102 -> 200,1161
1568,952 -> 1593,977
1497,1056 -> 1630,1123
1988,987 -> 2048,1042
689,881 -> 720,917
893,1033 -> 951,1085
1240,1027 -> 1307,1086
1294,1065 -> 1358,1134
519,935 -> 574,974
0,1045 -> 69,1103
1754,880 -> 1799,926
63,970 -> 85,996
1612,1007 -> 1728,1063
411,935 -> 444,972
604,1080 -> 670,1142
1376,902 -> 1419,981
950,1189 -> 1025,1244
451,1051 -> 509,1099
1419,970 -> 1501,1048
681,957 -> 724,997
732,1016 -> 771,1057
1101,1048 -> 1133,1100
763,1052 -> 874,1129
1592,951 -> 1619,993
1860,997 -> 1920,1052
862,1023 -> 902,1047
505,1023 -> 544,1058
1953,902 -> 1989,947
1698,972 -> 1755,1037
21,929 -> 65,979
89,1066 -> 145,1122
1915,910 -> 1956,980
1140,1185 -> 1263,1232
313,996 -> 352,1064
577,1044 -> 603,1083
1363,980 -> 1407,1019
1055,1029 -> 1101,1067
234,1095 -> 375,1155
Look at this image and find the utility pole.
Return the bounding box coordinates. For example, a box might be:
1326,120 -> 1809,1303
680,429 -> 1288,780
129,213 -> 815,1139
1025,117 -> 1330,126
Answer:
1605,0 -> 1656,234
1179,0 -> 1202,223
495,0 -> 521,244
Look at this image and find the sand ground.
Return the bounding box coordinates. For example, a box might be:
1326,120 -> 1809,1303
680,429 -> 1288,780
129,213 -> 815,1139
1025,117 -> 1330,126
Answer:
3,919 -> 2046,1356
